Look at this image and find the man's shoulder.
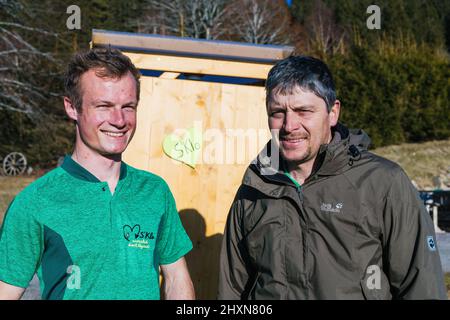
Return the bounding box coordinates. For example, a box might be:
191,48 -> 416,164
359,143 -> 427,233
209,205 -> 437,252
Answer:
355,150 -> 405,178
125,164 -> 170,190
14,167 -> 66,200
6,167 -> 67,215
348,151 -> 416,197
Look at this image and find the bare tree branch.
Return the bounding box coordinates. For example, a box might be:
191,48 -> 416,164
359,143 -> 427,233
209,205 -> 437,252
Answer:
224,0 -> 293,45
0,0 -> 63,118
305,0 -> 347,56
0,22 -> 60,37
137,0 -> 228,40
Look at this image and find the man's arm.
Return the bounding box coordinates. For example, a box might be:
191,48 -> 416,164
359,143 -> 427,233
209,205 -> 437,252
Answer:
160,257 -> 195,300
218,192 -> 251,300
0,194 -> 42,299
0,281 -> 25,300
382,169 -> 447,299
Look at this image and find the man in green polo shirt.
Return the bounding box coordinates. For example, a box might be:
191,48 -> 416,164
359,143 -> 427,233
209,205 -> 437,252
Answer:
0,47 -> 194,300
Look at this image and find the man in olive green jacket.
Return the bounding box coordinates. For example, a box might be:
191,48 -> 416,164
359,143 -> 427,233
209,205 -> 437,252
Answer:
218,56 -> 447,300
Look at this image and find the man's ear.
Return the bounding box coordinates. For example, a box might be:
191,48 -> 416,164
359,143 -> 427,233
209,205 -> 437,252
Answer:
64,97 -> 78,121
328,100 -> 341,127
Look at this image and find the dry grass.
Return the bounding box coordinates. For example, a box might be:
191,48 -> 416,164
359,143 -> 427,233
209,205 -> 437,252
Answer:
372,139 -> 450,190
0,176 -> 36,224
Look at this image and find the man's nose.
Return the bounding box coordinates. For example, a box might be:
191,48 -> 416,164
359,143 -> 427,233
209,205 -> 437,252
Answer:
109,108 -> 126,127
284,111 -> 301,133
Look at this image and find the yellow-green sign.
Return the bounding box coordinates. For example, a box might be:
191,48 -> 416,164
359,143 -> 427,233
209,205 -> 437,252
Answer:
163,127 -> 202,168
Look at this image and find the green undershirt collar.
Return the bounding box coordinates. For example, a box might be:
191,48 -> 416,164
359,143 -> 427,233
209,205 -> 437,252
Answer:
284,170 -> 301,189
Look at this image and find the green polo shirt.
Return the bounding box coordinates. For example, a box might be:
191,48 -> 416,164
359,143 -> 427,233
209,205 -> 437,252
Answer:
0,156 -> 192,300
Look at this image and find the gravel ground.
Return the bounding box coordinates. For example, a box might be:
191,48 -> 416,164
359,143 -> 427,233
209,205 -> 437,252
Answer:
20,274 -> 40,300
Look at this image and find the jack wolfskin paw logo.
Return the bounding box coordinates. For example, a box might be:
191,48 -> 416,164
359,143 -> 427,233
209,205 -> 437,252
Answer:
320,202 -> 343,213
123,224 -> 140,241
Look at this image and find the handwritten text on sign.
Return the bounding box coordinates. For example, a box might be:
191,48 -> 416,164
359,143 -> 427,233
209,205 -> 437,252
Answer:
163,126 -> 202,168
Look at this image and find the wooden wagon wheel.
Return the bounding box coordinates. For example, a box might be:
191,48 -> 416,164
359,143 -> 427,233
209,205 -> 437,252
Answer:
3,152 -> 27,176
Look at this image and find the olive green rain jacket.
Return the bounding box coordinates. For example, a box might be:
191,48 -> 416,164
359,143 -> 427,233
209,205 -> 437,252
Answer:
218,123 -> 447,300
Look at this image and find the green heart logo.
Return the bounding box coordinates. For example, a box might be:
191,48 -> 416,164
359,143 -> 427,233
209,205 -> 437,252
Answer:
162,127 -> 202,168
123,224 -> 140,241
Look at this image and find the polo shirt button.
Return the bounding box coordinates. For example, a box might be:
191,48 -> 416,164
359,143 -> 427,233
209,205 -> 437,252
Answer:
102,186 -> 106,191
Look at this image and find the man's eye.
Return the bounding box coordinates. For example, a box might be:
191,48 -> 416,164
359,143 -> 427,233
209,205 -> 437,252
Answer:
270,111 -> 284,118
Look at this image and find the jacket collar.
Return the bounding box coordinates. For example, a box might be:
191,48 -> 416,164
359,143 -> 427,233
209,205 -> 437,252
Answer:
243,123 -> 371,197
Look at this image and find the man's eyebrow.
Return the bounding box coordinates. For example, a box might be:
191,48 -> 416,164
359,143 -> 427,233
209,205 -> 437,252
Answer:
91,100 -> 137,106
268,103 -> 285,110
92,100 -> 114,105
292,104 -> 316,109
268,108 -> 285,114
269,104 -> 316,111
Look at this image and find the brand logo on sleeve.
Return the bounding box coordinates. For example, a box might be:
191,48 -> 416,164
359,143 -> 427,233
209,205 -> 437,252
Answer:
427,236 -> 436,251
123,224 -> 154,250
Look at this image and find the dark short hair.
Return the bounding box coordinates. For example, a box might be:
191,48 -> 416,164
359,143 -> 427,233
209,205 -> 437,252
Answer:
64,47 -> 141,111
265,55 -> 336,112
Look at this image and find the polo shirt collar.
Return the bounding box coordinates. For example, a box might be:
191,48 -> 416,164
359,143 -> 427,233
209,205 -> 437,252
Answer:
61,155 -> 127,182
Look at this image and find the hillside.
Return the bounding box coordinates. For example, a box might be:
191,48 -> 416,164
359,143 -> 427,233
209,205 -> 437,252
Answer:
372,139 -> 450,190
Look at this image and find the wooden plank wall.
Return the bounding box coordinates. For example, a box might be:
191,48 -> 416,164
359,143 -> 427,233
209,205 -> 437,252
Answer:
123,76 -> 270,299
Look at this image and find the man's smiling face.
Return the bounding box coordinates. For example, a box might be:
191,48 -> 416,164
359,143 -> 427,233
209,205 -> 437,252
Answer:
267,86 -> 339,166
70,69 -> 138,157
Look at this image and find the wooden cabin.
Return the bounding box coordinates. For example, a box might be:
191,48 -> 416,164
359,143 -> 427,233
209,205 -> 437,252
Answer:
91,29 -> 294,299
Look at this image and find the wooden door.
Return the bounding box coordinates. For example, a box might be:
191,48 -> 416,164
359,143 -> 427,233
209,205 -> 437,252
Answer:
124,76 -> 270,299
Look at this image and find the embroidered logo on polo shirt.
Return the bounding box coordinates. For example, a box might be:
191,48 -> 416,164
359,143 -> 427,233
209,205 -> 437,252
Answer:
123,224 -> 154,249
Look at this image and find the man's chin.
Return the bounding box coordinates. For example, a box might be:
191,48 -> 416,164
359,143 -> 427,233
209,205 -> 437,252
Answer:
98,146 -> 128,158
280,150 -> 310,164
99,140 -> 129,154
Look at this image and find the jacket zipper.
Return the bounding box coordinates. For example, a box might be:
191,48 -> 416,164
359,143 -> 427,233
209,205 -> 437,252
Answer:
298,175 -> 336,298
296,185 -> 310,298
245,170 -> 330,298
296,185 -> 304,203
282,171 -> 312,298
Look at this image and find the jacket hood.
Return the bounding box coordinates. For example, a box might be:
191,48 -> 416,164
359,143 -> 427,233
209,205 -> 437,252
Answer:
244,123 -> 372,192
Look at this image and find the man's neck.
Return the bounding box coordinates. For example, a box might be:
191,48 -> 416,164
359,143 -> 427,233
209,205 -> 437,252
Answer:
71,147 -> 122,193
285,133 -> 333,185
286,158 -> 316,186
